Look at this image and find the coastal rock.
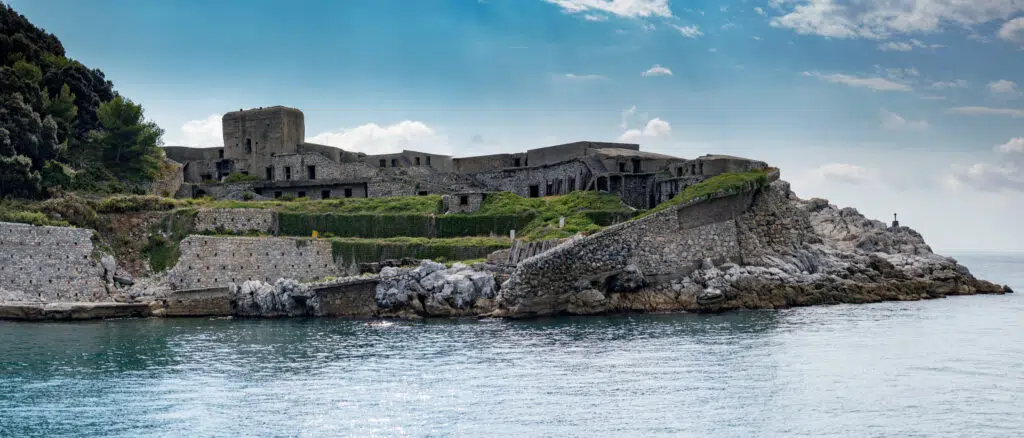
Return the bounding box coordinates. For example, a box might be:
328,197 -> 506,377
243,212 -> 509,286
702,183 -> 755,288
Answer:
494,179 -> 1011,318
374,260 -> 499,317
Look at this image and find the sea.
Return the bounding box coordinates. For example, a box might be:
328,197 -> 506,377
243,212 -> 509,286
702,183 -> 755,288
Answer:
0,253 -> 1021,437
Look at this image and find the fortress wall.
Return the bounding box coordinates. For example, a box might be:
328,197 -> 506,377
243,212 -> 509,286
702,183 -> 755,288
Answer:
500,189 -> 758,313
194,209 -> 277,234
453,154 -> 515,173
0,222 -> 108,302
472,161 -> 591,197
223,107 -> 304,173
166,236 -> 340,290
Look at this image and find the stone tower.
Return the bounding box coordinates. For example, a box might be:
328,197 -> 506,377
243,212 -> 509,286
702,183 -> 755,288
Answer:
222,106 -> 305,175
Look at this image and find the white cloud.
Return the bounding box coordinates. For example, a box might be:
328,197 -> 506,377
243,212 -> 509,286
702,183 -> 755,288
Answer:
641,64 -> 672,76
769,0 -> 1024,40
803,71 -> 913,91
877,39 -> 943,51
618,117 -> 671,142
560,73 -> 607,80
998,16 -> 1024,41
544,0 -> 672,19
619,105 -> 637,129
918,94 -> 947,100
584,14 -> 608,21
642,22 -> 656,31
946,106 -> 1024,117
307,121 -> 452,155
879,108 -> 928,131
708,47 -> 718,52
997,137 -> 1024,153
930,79 -> 969,89
174,114 -> 223,146
948,138 -> 1024,192
755,7 -> 766,16
752,36 -> 762,40
809,163 -> 878,186
988,79 -> 1019,94
672,24 -> 704,38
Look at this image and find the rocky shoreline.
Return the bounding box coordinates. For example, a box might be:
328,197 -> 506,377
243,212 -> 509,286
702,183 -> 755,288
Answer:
0,178 -> 1013,321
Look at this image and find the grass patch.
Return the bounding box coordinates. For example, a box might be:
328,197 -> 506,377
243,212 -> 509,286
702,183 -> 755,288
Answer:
329,236 -> 510,265
144,208 -> 197,272
635,169 -> 773,219
466,191 -> 632,241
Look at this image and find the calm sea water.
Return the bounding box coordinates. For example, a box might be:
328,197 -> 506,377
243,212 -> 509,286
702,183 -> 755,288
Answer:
1,254 -> 1021,437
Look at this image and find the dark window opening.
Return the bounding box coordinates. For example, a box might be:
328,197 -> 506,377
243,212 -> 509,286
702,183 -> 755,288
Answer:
691,164 -> 697,175
200,174 -> 213,181
459,195 -> 468,206
418,191 -> 428,196
344,188 -> 353,198
195,189 -> 207,197
298,191 -> 306,198
529,185 -> 540,198
379,159 -> 386,168
218,149 -> 224,159
245,138 -> 251,150
632,159 -> 641,173
597,177 -> 608,192
698,162 -> 704,174
676,167 -> 683,177
618,162 -> 626,172
321,190 -> 330,199
240,170 -> 248,175
274,191 -> 283,199
255,189 -> 263,195
284,166 -> 291,180
415,157 -> 421,165
266,167 -> 274,180
391,159 -> 398,167
426,156 -> 432,166
546,183 -> 553,195
568,177 -> 576,192
307,165 -> 316,180
513,158 -> 522,167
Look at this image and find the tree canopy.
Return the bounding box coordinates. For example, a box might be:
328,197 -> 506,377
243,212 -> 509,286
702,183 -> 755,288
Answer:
0,3 -> 164,199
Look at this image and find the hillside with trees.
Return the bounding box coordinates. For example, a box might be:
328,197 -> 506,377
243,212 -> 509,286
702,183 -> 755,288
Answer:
0,3 -> 165,199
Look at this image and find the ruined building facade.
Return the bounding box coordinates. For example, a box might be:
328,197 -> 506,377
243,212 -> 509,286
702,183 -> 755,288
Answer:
163,106 -> 768,210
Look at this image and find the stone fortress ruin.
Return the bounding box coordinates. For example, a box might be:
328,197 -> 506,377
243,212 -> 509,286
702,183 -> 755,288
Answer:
162,106 -> 769,210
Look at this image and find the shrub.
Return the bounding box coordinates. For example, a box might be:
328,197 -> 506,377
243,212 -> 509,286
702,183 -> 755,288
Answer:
92,194 -> 178,213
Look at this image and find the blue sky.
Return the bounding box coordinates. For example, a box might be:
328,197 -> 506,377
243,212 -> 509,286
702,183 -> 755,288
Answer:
8,0 -> 1024,252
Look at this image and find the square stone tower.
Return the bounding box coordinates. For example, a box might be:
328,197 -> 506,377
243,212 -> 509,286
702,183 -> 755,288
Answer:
222,106 -> 305,174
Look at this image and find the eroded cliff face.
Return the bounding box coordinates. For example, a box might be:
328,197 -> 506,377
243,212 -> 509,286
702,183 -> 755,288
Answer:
493,180 -> 1010,317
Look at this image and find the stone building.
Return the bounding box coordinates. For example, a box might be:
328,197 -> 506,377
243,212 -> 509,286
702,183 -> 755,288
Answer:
163,106 -> 768,209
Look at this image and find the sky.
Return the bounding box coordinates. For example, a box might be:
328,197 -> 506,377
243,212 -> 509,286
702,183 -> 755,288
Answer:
7,0 -> 1024,253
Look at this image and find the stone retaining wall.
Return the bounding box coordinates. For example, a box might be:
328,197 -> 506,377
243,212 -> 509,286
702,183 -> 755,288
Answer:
0,222 -> 108,302
166,236 -> 340,290
194,208 -> 277,234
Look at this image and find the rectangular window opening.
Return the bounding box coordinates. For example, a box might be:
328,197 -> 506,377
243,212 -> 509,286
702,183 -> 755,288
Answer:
344,188 -> 353,198
379,159 -> 386,168
321,190 -> 330,199
529,185 -> 540,198
459,195 -> 468,206
284,166 -> 292,180
307,165 -> 316,180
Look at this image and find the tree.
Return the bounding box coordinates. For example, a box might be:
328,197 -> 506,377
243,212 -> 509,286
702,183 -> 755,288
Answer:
90,95 -> 164,182
43,83 -> 77,144
0,154 -> 42,198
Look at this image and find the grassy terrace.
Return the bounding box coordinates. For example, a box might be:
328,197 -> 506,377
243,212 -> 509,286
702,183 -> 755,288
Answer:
635,168 -> 774,219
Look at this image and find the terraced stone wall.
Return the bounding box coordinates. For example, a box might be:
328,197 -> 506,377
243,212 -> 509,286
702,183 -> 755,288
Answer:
0,222 -> 107,302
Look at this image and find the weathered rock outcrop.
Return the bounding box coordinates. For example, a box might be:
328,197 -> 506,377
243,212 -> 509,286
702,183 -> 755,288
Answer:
375,260 -> 498,318
493,179 -> 1011,317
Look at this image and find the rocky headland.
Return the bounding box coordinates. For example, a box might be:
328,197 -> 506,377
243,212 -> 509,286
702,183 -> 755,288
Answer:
0,172 -> 1012,321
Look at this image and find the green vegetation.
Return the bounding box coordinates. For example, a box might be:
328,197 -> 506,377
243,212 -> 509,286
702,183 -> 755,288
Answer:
636,169 -> 773,219
0,5 -> 165,200
144,209 -> 197,272
329,236 -> 510,265
460,191 -> 634,240
221,173 -> 263,183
